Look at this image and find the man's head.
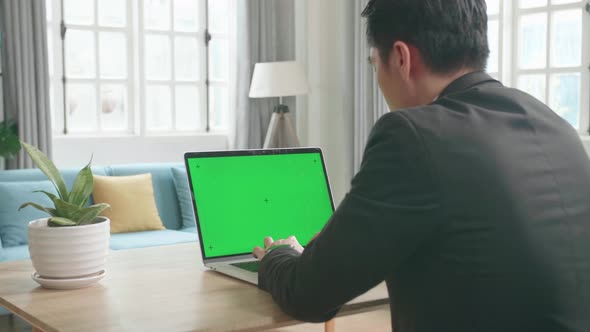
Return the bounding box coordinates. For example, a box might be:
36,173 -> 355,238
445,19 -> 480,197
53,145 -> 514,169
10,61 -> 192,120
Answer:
362,0 -> 489,110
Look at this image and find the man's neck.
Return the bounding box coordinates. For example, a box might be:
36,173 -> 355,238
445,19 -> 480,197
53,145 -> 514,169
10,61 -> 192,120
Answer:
416,68 -> 477,105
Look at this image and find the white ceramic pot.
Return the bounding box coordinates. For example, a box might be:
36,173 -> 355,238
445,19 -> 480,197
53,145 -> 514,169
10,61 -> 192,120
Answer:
28,217 -> 110,279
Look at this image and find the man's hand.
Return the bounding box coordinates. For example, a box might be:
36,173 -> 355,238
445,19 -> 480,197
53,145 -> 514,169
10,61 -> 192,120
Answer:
252,236 -> 304,260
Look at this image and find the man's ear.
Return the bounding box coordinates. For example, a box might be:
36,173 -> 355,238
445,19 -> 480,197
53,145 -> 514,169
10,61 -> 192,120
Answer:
391,41 -> 412,82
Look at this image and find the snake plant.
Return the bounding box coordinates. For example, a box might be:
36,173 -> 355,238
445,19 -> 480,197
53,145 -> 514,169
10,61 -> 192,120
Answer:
18,142 -> 110,227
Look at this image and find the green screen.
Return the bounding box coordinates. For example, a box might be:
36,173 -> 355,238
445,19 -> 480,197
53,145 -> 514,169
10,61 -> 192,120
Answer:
187,152 -> 334,258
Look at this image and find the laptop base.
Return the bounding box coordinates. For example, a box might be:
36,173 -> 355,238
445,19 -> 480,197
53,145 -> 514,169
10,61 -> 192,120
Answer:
207,262 -> 258,285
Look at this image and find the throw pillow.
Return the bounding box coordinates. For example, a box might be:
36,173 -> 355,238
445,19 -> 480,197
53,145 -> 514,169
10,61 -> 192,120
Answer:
0,180 -> 55,247
93,174 -> 165,234
171,168 -> 196,230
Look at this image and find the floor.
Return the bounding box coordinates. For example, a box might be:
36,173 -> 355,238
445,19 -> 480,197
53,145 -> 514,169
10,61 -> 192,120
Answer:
0,306 -> 391,332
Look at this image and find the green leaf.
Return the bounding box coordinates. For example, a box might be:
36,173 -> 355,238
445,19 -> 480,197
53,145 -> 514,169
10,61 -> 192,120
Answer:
48,217 -> 77,227
73,203 -> 110,225
53,198 -> 83,220
33,190 -> 60,203
29,190 -> 109,226
68,160 -> 94,207
20,142 -> 69,201
33,191 -> 69,217
18,202 -> 58,217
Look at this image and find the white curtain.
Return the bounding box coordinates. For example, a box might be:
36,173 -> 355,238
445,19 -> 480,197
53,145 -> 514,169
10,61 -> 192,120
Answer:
0,0 -> 52,169
233,0 -> 296,149
353,0 -> 389,173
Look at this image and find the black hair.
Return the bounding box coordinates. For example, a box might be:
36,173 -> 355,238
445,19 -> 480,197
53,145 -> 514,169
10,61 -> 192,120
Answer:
362,0 -> 490,74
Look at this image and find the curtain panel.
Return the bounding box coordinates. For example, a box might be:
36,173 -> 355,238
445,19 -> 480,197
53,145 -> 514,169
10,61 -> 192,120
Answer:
0,0 -> 52,169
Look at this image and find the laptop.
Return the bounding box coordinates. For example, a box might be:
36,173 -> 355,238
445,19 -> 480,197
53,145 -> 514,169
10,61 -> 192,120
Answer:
184,148 -> 335,285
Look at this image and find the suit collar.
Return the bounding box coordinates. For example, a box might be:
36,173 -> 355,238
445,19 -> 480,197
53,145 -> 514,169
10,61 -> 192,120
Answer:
439,71 -> 500,98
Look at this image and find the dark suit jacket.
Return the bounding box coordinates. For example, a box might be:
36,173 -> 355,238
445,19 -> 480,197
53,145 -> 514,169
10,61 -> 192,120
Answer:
258,72 -> 590,332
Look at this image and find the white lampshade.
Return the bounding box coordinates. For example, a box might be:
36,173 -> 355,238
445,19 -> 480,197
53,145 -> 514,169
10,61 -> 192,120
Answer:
249,61 -> 310,98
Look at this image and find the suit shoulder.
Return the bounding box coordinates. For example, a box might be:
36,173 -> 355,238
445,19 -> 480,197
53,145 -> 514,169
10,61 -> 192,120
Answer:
373,109 -> 420,130
366,110 -> 435,156
373,106 -> 441,134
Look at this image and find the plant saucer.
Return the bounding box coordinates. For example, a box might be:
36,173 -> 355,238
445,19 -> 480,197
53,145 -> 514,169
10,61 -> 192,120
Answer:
32,269 -> 107,290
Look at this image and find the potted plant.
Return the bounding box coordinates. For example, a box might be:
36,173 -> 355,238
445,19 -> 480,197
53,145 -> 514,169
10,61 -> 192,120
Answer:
19,142 -> 110,289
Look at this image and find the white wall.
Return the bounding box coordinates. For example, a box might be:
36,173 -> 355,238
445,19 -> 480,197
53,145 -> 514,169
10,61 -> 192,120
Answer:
295,0 -> 355,205
52,135 -> 228,168
581,137 -> 590,156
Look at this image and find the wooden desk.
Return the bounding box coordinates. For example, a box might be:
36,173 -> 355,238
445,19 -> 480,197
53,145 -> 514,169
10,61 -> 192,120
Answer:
0,243 -> 388,332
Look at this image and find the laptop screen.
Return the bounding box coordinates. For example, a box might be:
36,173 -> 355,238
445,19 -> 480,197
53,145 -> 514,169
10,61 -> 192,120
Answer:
185,149 -> 334,259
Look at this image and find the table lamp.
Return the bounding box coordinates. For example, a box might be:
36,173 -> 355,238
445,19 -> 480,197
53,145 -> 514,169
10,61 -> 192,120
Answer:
249,61 -> 310,149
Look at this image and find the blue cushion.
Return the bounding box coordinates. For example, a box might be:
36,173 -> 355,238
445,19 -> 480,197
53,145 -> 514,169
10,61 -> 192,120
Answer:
109,230 -> 197,250
108,164 -> 183,230
0,306 -> 11,316
171,168 -> 196,229
2,245 -> 30,261
0,181 -> 55,247
0,167 -> 108,206
0,167 -> 108,189
180,227 -> 197,233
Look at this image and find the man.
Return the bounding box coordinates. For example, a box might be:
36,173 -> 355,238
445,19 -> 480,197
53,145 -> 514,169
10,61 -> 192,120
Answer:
252,0 -> 590,331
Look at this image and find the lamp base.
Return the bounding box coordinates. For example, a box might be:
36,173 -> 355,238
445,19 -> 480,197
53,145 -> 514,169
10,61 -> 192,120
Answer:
263,104 -> 300,149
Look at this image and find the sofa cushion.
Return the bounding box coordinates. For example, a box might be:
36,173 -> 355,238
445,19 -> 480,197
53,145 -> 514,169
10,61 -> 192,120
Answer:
0,306 -> 10,316
180,227 -> 197,233
107,164 -> 183,230
109,230 -> 198,250
2,245 -> 30,262
0,167 -> 108,206
171,168 -> 196,229
93,174 -> 165,234
0,180 -> 54,247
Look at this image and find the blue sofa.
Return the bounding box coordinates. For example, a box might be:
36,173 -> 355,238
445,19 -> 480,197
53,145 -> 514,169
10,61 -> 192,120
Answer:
0,163 -> 198,262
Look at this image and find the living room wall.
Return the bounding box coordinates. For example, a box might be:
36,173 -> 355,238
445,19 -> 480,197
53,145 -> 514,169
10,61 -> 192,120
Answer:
52,135 -> 228,168
295,0 -> 355,205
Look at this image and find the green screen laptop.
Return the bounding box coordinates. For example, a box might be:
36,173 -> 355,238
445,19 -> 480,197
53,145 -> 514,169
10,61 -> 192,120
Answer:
184,148 -> 335,284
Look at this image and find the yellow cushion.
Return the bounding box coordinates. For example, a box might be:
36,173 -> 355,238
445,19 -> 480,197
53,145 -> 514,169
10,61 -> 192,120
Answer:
92,174 -> 165,234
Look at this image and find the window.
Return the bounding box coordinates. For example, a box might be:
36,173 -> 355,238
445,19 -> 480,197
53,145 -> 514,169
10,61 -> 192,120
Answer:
207,0 -> 231,130
141,0 -> 206,132
486,0 -> 502,79
486,0 -> 590,133
46,0 -> 234,136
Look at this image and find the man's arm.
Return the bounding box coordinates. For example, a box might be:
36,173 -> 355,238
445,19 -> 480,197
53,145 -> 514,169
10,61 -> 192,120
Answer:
257,112 -> 443,322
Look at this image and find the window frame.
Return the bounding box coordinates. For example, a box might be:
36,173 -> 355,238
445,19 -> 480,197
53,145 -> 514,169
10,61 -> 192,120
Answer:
47,0 -> 232,137
486,1 -> 504,79
138,0 -> 208,135
490,0 -> 590,134
206,0 -> 233,132
65,0 -> 134,134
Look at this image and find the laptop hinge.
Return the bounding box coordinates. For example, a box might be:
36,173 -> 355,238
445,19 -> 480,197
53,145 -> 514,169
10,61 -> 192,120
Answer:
204,254 -> 256,265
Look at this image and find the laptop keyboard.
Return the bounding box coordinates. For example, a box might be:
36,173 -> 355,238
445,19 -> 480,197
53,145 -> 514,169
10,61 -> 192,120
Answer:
231,261 -> 260,273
